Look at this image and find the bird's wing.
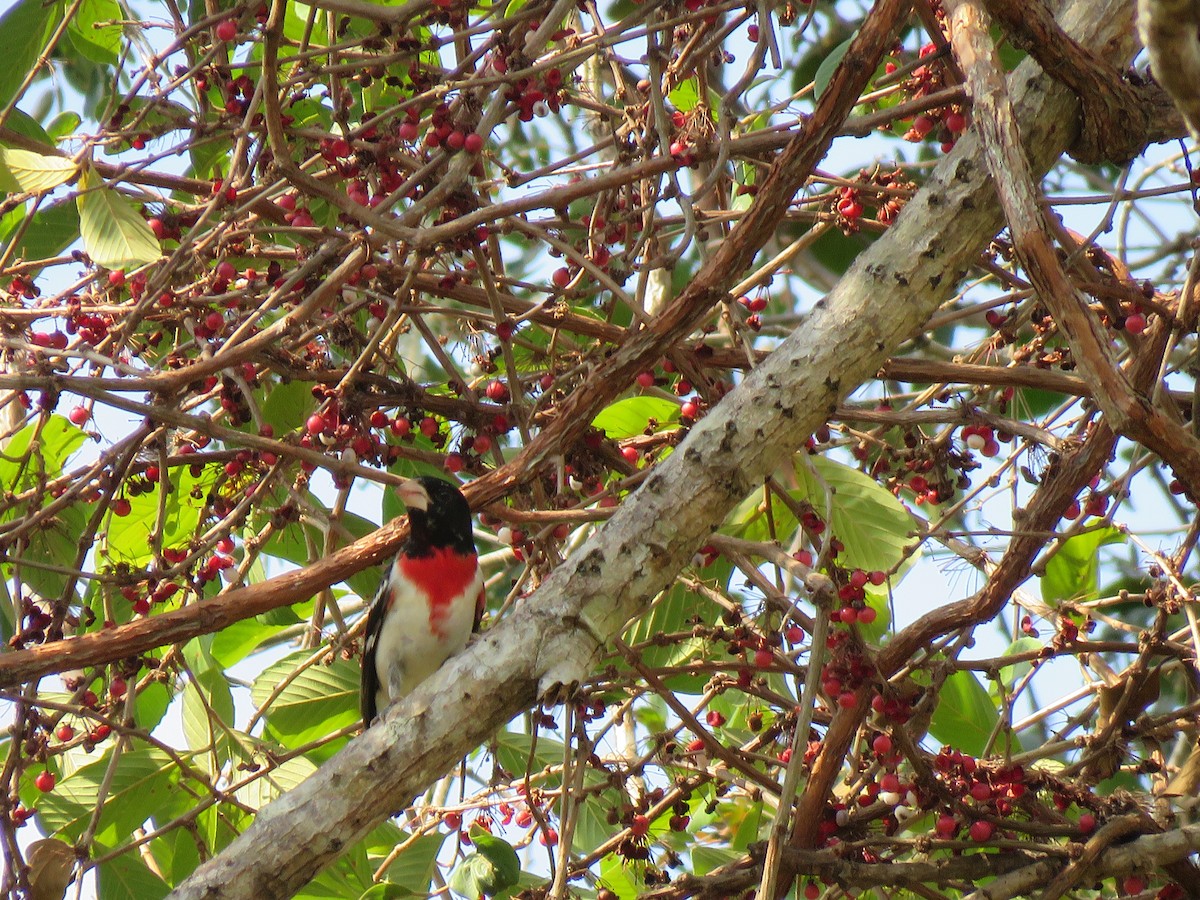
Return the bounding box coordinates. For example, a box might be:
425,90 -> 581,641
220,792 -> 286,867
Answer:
360,577 -> 390,727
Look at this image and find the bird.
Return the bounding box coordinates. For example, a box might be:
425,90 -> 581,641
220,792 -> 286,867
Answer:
360,475 -> 484,728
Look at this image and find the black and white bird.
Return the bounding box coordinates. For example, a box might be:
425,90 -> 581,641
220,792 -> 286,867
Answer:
360,476 -> 484,727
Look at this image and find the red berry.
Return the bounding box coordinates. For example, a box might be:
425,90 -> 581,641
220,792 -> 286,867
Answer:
705,710 -> 725,727
630,814 -> 649,837
636,371 -> 656,388
215,19 -> 237,42
34,771 -> 55,793
420,416 -> 438,438
445,452 -> 464,473
464,132 -> 484,154
935,814 -> 957,838
306,413 -> 327,435
112,498 -> 131,517
753,647 -> 773,669
621,446 -> 639,464
68,405 -> 90,426
837,690 -> 857,708
551,267 -> 571,288
680,401 -> 700,419
1124,312 -> 1146,335
205,311 -> 224,332
485,380 -> 510,402
857,606 -> 877,624
969,782 -> 991,801
56,724 -> 74,742
871,734 -> 892,756
969,820 -> 994,841
1079,812 -> 1096,833
1122,875 -> 1146,895
108,269 -> 126,287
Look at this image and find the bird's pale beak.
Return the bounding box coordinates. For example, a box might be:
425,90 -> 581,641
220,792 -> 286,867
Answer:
396,478 -> 430,512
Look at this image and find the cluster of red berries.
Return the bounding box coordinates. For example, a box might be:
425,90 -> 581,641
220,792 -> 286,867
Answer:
832,567 -> 886,625
503,67 -> 565,122
820,645 -> 871,710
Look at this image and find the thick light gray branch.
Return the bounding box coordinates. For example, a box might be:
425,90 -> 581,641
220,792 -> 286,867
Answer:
1138,0 -> 1200,140
169,0 -> 1136,896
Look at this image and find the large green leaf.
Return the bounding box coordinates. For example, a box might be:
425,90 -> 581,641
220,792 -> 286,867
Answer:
728,455 -> 916,578
813,34 -> 854,99
97,852 -> 170,900
1,198 -> 80,261
182,667 -> 243,769
251,650 -> 360,747
37,748 -> 177,843
66,0 -> 124,65
258,500 -> 380,601
77,166 -> 160,269
234,756 -> 318,809
0,148 -> 76,193
0,0 -> 61,108
927,669 -> 998,758
104,462 -> 208,567
1041,526 -> 1124,606
622,559 -> 731,691
592,396 -> 680,439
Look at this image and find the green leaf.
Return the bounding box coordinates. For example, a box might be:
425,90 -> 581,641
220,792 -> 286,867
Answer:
492,731 -> 565,785
133,680 -> 172,733
927,670 -> 998,758
668,78 -> 700,112
593,396 -> 679,439
261,379 -> 315,436
0,0 -> 61,109
447,827 -> 521,898
622,558 -> 731,690
77,167 -> 161,269
257,500 -> 380,601
37,748 -> 177,843
996,636 -> 1044,695
47,111 -> 82,141
814,35 -> 854,100
358,885 -> 412,899
66,0 -> 124,65
728,455 -> 916,579
209,609 -> 304,668
367,829 -> 443,891
2,108 -> 54,147
1,199 -> 80,261
235,756 -> 318,809
150,825 -> 201,887
1041,526 -> 1124,606
104,462 -> 207,567
97,852 -> 170,899
0,148 -> 76,193
251,650 -> 360,747
182,667 -> 238,765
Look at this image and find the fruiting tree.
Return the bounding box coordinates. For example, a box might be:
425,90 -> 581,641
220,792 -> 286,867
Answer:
3,0 -> 1200,897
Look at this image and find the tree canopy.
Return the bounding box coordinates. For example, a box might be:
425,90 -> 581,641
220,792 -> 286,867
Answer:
3,0 -> 1200,898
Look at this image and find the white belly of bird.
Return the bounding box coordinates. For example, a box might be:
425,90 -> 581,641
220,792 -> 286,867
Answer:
372,557 -> 482,717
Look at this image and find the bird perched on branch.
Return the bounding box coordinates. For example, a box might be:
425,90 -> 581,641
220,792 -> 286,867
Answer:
361,476 -> 484,728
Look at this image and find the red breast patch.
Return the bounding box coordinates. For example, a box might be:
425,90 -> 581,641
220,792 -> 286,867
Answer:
399,548 -> 479,637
